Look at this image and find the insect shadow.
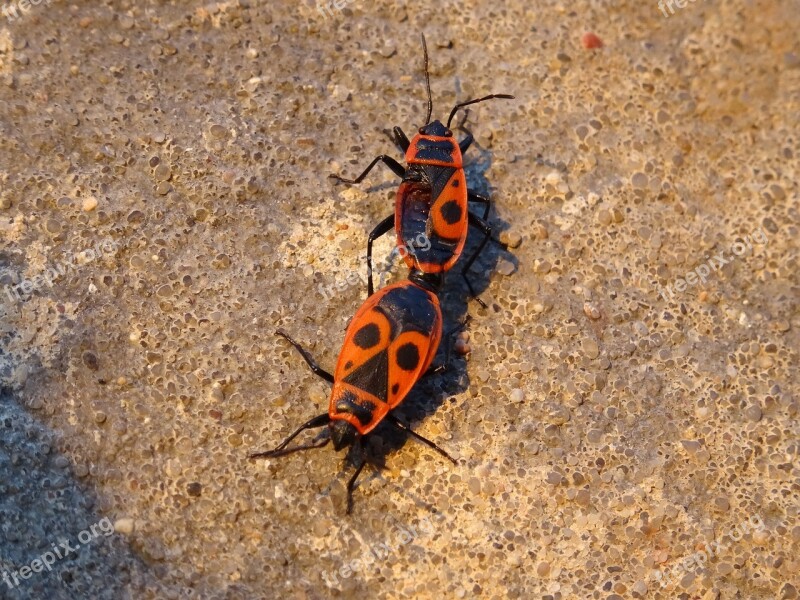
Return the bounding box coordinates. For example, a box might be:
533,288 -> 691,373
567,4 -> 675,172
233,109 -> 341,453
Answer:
363,179 -> 514,484
0,387 -> 151,596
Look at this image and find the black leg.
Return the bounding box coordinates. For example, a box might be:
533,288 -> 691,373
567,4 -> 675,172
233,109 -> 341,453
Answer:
456,108 -> 471,132
467,192 -> 511,247
367,215 -> 395,296
462,262 -> 488,307
468,190 -> 491,220
459,132 -> 474,155
461,211 -> 510,308
249,413 -> 331,459
461,193 -> 510,306
386,414 -> 457,464
426,363 -> 446,377
330,155 -> 405,185
276,330 -> 334,384
346,438 -> 368,515
385,126 -> 410,153
424,316 -> 471,377
467,210 -> 509,249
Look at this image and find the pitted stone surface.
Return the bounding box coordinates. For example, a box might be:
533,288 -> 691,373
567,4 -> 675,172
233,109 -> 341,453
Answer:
0,1 -> 797,598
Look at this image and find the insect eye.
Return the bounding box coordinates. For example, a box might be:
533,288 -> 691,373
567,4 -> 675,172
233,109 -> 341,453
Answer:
418,127 -> 426,135
444,129 -> 453,137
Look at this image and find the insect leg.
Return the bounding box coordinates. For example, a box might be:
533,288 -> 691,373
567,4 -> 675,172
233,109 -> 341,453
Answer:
367,215 -> 395,296
384,126 -> 410,153
346,438 -> 368,515
459,132 -> 474,155
467,190 -> 492,220
461,211 -> 512,307
249,413 -> 331,459
468,191 -> 515,245
424,316 -> 471,376
275,330 -> 334,383
329,155 -> 405,185
385,414 -> 456,464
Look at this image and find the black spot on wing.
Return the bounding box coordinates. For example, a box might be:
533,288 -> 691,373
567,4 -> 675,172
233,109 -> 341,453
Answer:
451,179 -> 460,187
391,383 -> 400,394
396,343 -> 420,371
354,323 -> 381,349
440,200 -> 463,225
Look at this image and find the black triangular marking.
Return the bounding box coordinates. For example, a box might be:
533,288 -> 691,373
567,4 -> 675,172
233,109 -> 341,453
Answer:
425,165 -> 456,203
342,350 -> 389,403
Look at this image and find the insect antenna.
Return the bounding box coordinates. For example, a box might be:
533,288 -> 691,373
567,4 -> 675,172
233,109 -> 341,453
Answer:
421,33 -> 433,125
446,93 -> 515,128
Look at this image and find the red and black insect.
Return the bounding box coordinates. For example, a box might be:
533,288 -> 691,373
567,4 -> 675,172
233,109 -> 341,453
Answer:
331,34 -> 514,304
249,270 -> 462,513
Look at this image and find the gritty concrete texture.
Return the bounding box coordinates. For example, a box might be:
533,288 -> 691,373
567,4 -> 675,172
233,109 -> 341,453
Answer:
0,1 -> 798,599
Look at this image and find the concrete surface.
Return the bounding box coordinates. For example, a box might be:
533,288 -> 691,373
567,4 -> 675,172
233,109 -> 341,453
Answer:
0,0 -> 797,599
